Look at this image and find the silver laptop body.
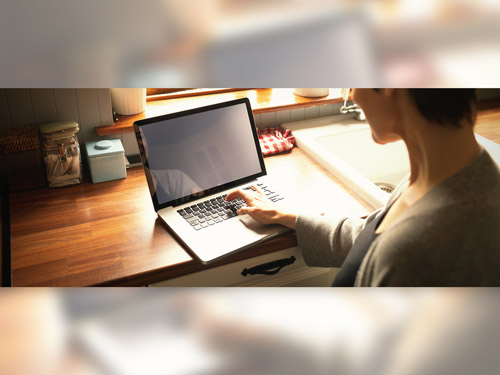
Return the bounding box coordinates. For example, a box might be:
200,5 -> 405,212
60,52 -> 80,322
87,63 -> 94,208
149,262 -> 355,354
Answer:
134,98 -> 288,264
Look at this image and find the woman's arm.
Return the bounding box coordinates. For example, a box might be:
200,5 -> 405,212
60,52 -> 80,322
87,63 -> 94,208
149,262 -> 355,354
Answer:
227,186 -> 380,268
296,213 -> 377,268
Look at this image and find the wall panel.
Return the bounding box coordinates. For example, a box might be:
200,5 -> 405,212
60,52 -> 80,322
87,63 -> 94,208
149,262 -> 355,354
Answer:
76,89 -> 101,144
6,89 -> 34,128
0,89 -> 12,130
31,89 -> 57,124
97,89 -> 113,126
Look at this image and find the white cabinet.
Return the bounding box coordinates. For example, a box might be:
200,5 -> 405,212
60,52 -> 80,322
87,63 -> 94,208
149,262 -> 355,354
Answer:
150,247 -> 338,287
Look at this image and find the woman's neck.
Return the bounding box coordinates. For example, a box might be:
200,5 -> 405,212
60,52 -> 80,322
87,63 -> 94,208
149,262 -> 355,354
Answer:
401,118 -> 480,202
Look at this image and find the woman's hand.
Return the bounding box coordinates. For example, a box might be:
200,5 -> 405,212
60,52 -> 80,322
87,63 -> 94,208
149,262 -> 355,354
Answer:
226,186 -> 297,229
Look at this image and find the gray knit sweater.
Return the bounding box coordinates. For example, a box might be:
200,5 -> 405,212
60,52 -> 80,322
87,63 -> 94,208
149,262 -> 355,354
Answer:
295,148 -> 500,286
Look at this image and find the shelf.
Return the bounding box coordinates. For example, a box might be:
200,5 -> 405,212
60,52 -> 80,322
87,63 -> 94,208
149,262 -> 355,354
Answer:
96,88 -> 347,136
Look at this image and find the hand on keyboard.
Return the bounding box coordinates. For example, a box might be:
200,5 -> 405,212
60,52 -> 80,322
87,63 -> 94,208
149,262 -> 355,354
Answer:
226,185 -> 297,229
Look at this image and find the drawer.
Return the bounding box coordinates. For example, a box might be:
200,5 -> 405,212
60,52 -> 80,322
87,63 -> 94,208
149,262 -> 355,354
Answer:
150,247 -> 337,287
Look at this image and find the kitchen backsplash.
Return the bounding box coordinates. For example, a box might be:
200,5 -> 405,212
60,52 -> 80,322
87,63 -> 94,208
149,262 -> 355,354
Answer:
2,89 -> 499,159
0,89 -> 346,158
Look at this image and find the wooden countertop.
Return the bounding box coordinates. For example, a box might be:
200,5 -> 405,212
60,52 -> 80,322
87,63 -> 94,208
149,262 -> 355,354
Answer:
10,148 -> 370,286
11,106 -> 500,287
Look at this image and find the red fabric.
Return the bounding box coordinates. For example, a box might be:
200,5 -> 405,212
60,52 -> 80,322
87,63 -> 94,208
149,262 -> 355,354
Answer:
257,127 -> 295,156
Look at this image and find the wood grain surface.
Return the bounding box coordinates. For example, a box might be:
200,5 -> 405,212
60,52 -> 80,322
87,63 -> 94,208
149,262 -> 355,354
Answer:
11,107 -> 500,287
10,148 -> 368,286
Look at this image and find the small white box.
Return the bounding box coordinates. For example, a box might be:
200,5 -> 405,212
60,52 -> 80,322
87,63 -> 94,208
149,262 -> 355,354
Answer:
85,139 -> 126,183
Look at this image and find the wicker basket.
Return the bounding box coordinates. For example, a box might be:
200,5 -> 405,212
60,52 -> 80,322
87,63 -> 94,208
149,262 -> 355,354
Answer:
0,126 -> 40,154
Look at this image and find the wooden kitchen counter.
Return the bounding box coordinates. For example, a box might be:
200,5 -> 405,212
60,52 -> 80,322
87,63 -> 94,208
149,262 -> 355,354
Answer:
10,148 -> 370,286
10,104 -> 500,287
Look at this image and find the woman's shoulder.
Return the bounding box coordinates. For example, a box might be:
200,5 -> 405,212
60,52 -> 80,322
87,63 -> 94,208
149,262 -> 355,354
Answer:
360,197 -> 500,286
358,148 -> 500,286
444,148 -> 500,200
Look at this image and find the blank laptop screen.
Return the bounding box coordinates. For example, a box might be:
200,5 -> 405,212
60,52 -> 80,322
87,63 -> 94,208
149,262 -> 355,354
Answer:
136,100 -> 265,208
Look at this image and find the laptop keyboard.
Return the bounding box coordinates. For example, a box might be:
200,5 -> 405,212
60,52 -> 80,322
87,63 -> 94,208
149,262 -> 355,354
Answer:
177,183 -> 283,231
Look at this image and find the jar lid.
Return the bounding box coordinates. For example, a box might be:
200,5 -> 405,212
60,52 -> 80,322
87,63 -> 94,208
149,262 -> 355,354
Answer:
95,140 -> 113,150
86,138 -> 124,158
39,121 -> 79,135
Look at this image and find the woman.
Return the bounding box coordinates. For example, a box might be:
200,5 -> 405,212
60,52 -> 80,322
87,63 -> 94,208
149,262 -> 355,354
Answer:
227,89 -> 500,286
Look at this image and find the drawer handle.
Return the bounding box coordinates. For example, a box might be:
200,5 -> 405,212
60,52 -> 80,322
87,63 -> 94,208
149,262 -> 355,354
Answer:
241,256 -> 296,277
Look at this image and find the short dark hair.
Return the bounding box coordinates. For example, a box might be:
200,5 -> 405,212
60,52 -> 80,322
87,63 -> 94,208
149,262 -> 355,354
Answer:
407,89 -> 476,127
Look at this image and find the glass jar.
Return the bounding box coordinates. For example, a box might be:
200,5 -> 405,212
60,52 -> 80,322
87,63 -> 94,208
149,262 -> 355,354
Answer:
39,121 -> 82,187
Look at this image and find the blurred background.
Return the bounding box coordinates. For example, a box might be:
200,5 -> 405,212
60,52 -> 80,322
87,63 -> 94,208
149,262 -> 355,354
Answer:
0,0 -> 499,87
2,288 -> 500,375
2,1 -> 500,374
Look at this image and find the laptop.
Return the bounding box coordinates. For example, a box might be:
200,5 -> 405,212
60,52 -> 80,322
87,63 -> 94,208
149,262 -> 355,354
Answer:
134,98 -> 289,264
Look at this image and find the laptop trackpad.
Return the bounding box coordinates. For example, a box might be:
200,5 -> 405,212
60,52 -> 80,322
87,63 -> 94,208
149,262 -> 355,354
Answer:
239,215 -> 277,235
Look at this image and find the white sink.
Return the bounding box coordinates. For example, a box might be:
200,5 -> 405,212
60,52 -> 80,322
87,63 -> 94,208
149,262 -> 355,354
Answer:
316,128 -> 409,188
285,114 -> 500,208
